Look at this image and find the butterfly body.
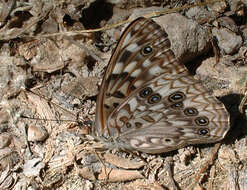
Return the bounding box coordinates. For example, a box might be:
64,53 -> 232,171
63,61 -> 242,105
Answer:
95,17 -> 230,154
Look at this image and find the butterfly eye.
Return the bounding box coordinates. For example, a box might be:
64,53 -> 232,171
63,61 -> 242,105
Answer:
135,122 -> 143,128
195,116 -> 209,126
164,138 -> 172,143
126,122 -> 131,128
162,138 -> 175,145
139,87 -> 153,98
141,45 -> 153,55
168,91 -> 186,103
198,128 -> 209,136
148,93 -> 161,104
184,107 -> 198,116
171,102 -> 184,109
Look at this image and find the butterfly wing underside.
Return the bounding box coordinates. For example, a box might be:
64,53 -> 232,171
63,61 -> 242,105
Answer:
95,17 -> 230,153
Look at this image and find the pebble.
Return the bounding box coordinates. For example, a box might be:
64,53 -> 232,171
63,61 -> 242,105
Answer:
27,125 -> 48,142
212,27 -> 242,54
0,134 -> 11,148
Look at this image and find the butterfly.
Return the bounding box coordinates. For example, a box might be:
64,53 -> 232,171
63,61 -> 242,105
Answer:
94,17 -> 230,154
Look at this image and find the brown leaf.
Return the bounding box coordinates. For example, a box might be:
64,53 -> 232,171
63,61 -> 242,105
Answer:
98,168 -> 144,182
104,153 -> 145,169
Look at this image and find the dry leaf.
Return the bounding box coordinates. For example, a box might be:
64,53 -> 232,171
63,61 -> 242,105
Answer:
104,153 -> 146,169
98,168 -> 144,182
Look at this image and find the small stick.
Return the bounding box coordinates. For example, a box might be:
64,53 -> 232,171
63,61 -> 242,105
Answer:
186,143 -> 221,190
21,0 -> 225,39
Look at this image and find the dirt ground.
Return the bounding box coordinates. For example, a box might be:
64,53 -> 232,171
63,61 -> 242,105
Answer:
0,0 -> 247,189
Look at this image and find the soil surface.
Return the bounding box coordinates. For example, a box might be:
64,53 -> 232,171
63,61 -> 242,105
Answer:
0,0 -> 246,189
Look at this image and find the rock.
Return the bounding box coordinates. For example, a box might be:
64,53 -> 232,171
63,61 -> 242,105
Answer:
0,133 -> 11,148
27,125 -> 48,142
212,27 -> 242,54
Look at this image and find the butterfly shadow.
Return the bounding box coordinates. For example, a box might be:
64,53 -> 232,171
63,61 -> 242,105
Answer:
159,93 -> 247,160
218,94 -> 247,146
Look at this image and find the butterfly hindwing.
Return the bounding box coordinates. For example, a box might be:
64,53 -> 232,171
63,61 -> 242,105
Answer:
108,74 -> 229,153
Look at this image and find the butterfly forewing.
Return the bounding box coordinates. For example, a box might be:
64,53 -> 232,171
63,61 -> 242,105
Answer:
95,17 -> 230,153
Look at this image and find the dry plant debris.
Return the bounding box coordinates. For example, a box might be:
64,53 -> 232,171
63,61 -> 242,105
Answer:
0,0 -> 246,189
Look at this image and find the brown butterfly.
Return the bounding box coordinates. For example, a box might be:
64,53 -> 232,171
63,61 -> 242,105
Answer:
94,17 -> 230,154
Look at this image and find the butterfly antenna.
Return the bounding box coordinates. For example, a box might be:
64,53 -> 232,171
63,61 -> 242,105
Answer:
23,88 -> 94,127
25,88 -> 78,118
21,114 -> 77,123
